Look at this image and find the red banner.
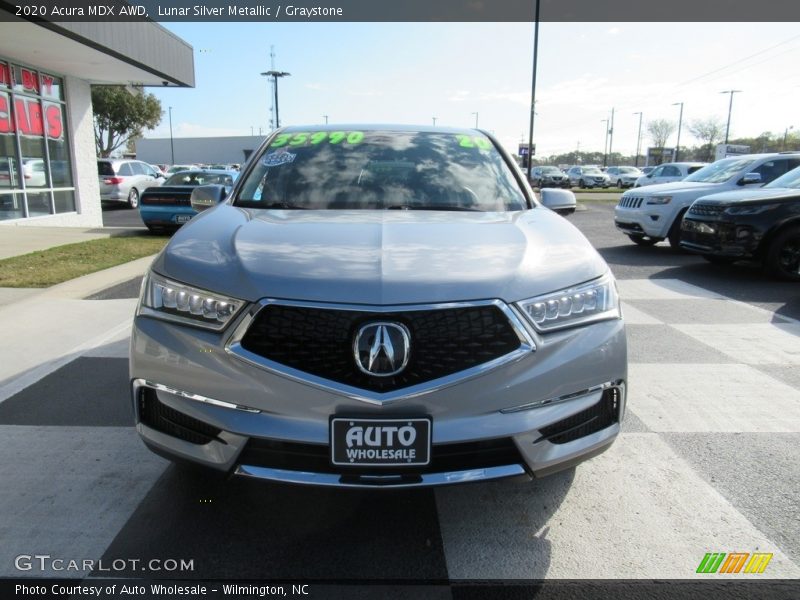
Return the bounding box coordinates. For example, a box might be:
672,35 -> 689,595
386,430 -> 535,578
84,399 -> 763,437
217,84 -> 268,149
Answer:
0,94 -> 63,139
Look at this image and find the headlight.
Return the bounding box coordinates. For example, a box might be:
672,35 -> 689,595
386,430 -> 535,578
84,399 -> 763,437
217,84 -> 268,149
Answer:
724,203 -> 778,215
517,272 -> 620,332
646,195 -> 672,205
138,272 -> 245,331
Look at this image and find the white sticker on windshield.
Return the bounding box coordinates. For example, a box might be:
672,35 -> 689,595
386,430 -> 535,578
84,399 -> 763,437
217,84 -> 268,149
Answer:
261,151 -> 297,167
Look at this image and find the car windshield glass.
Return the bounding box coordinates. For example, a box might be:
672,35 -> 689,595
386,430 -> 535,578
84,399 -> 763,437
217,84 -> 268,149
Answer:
583,168 -> 602,175
541,167 -> 561,174
97,162 -> 114,176
765,165 -> 800,189
619,167 -> 639,173
683,158 -> 755,184
235,130 -> 528,211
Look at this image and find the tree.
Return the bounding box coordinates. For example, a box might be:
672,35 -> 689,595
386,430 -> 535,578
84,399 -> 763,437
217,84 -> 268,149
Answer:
92,85 -> 161,157
688,117 -> 724,161
647,119 -> 676,150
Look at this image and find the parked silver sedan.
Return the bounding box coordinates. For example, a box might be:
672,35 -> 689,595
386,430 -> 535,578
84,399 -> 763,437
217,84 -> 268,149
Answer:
131,125 -> 627,489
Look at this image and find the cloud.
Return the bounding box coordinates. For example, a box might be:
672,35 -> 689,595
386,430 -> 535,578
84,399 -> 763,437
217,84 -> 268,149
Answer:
607,27 -> 621,35
304,83 -> 325,90
447,90 -> 471,102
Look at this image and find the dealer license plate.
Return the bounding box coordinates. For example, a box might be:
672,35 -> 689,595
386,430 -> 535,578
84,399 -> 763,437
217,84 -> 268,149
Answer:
175,215 -> 192,223
330,417 -> 431,467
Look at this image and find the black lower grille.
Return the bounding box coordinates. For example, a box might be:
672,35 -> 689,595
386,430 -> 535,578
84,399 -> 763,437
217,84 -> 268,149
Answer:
138,387 -> 223,445
240,303 -> 522,393
537,387 -> 621,445
237,437 -> 523,476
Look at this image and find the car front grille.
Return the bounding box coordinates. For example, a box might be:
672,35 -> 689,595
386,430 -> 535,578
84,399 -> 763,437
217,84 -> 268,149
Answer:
689,202 -> 725,217
618,196 -> 644,208
239,303 -> 523,393
536,387 -> 620,445
237,436 -> 524,476
140,195 -> 190,206
138,387 -> 223,445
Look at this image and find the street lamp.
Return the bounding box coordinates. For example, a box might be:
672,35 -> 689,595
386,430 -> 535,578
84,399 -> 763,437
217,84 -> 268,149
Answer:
261,70 -> 291,129
601,119 -> 609,167
471,112 -> 479,128
168,106 -> 175,164
322,115 -> 328,125
720,90 -> 741,144
784,125 -> 794,150
672,102 -> 684,161
525,0 -> 541,181
432,117 -> 437,126
633,112 -> 643,167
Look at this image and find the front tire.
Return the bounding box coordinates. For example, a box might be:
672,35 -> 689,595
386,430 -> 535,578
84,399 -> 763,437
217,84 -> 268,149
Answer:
668,209 -> 688,250
765,226 -> 800,281
127,188 -> 139,209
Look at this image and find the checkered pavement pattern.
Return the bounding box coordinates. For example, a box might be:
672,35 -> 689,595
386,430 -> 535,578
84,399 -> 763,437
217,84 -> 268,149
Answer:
0,279 -> 798,582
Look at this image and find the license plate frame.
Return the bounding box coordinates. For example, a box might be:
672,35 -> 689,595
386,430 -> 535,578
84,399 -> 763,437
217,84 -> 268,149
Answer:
330,417 -> 432,467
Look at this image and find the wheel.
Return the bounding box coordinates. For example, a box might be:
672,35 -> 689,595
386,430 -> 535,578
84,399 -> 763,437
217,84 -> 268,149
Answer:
535,179 -> 543,188
579,178 -> 586,188
765,226 -> 800,281
668,209 -> 688,249
127,188 -> 140,209
628,234 -> 658,246
702,255 -> 736,266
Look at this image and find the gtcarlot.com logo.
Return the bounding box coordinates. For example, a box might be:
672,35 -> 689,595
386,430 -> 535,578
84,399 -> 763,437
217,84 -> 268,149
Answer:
696,552 -> 773,574
14,554 -> 194,573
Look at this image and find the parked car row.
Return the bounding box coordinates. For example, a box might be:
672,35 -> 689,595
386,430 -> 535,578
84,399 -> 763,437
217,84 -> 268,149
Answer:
614,151 -> 800,280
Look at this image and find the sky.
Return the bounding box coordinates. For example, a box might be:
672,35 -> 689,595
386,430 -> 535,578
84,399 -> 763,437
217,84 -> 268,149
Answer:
144,22 -> 800,160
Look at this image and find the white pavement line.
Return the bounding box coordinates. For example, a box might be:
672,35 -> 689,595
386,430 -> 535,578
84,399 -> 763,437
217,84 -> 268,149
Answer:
435,433 -> 800,579
620,302 -> 663,325
674,323 -> 800,365
0,426 -> 167,578
0,299 -> 137,404
617,279 -> 724,301
82,325 -> 132,359
629,363 -> 800,433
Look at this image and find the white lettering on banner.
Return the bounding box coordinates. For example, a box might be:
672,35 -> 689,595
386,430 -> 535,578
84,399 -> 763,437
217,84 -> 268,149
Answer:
345,425 -> 417,448
0,95 -> 63,139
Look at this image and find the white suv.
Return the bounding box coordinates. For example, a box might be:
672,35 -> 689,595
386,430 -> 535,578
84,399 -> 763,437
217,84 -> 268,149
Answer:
614,153 -> 800,247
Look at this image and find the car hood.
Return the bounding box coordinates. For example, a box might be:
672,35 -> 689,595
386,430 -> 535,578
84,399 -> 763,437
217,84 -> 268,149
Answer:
153,205 -> 608,305
627,181 -> 722,195
695,187 -> 800,204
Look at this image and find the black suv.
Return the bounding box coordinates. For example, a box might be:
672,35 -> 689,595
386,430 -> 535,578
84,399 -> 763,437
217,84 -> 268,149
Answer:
680,166 -> 800,280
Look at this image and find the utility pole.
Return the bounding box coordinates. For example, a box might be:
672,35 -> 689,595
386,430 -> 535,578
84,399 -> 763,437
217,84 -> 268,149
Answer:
526,0 -> 541,181
633,112 -> 643,167
783,125 -> 794,150
168,106 -> 175,164
323,115 -> 328,124
261,70 -> 291,129
720,90 -> 741,144
601,119 -> 609,167
673,102 -> 684,161
432,117 -> 437,126
607,107 -> 615,166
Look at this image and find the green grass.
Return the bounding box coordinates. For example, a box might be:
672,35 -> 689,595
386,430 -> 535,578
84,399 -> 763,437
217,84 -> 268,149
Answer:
0,235 -> 168,288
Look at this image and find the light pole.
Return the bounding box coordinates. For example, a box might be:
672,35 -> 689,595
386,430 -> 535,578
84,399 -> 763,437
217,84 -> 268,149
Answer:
471,112 -> 479,129
672,102 -> 684,161
526,0 -> 541,181
784,125 -> 794,150
633,112 -> 643,167
432,117 -> 437,126
607,107 -> 615,165
168,106 -> 175,164
322,115 -> 328,124
601,119 -> 609,167
261,70 -> 291,129
720,90 -> 741,144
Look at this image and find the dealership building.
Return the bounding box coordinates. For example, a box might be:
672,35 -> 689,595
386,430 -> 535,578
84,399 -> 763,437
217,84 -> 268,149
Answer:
0,15 -> 194,227
136,135 -> 266,167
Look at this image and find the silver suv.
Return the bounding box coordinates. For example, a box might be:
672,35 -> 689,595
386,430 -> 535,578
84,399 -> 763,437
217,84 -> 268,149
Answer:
615,153 -> 800,247
131,125 -> 627,489
98,159 -> 164,208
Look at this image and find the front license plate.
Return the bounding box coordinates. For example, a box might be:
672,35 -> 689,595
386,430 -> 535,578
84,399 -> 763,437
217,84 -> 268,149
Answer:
331,418 -> 431,467
175,215 -> 192,223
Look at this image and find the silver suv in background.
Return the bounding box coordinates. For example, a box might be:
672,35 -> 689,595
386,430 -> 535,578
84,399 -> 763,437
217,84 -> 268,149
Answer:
615,153 -> 800,247
634,162 -> 706,188
98,159 -> 164,208
606,166 -> 643,189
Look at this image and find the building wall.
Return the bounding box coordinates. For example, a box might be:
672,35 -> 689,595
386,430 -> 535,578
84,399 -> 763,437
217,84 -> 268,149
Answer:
137,136 -> 266,166
3,76 -> 102,228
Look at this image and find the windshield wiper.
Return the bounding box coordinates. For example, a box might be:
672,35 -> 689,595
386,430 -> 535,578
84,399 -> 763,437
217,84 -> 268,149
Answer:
385,205 -> 481,212
262,201 -> 308,209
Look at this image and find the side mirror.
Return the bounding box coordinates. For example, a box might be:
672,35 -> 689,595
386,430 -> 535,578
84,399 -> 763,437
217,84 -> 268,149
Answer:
191,184 -> 227,212
739,172 -> 761,185
540,188 -> 577,216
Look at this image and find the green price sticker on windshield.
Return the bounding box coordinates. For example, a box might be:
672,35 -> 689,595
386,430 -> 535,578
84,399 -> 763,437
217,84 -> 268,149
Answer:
455,135 -> 492,150
270,131 -> 365,148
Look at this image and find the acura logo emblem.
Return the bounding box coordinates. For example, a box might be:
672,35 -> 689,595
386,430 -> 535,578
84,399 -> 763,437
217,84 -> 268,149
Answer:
353,322 -> 411,377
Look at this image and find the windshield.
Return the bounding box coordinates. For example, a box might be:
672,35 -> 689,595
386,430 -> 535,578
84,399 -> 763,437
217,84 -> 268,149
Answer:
684,158 -> 754,184
619,167 -> 640,174
165,172 -> 236,186
765,165 -> 800,189
583,168 -> 602,175
235,130 -> 528,211
541,167 -> 561,174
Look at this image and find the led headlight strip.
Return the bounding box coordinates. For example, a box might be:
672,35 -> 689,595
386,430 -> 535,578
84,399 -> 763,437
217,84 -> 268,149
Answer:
139,272 -> 245,330
517,272 -> 620,332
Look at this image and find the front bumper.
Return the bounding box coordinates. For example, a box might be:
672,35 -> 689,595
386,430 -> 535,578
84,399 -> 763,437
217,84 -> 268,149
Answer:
680,216 -> 762,257
130,308 -> 627,489
614,203 -> 668,238
140,205 -> 196,228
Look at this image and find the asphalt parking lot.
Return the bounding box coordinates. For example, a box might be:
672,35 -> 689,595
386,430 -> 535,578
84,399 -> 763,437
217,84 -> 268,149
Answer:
2,202 -> 799,592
